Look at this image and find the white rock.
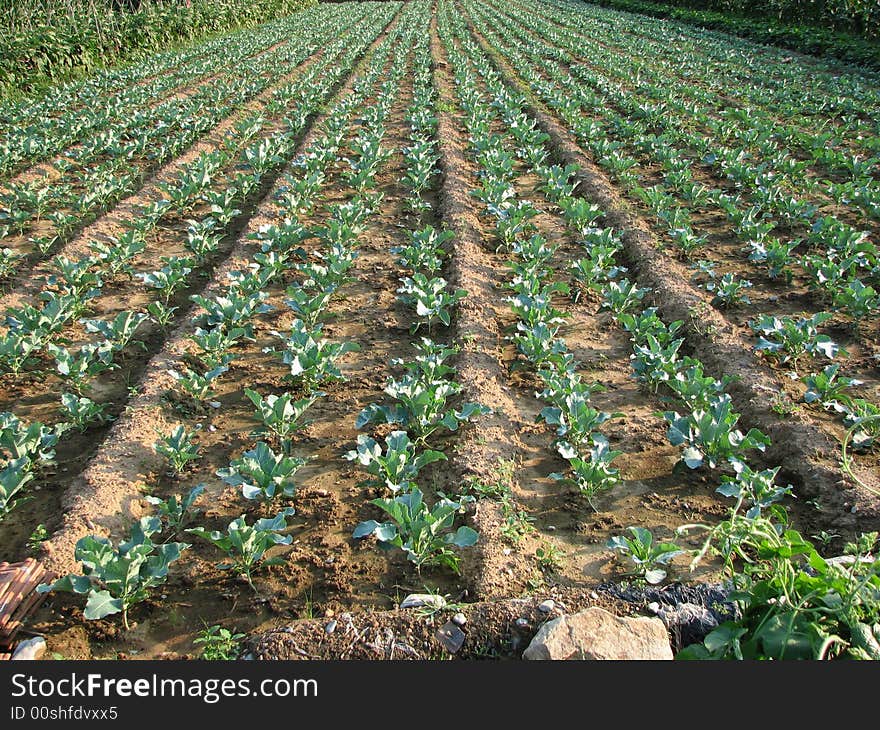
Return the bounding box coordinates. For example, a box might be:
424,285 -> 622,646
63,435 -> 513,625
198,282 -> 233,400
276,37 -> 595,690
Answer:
400,593 -> 446,610
523,608 -> 673,660
452,613 -> 467,627
538,599 -> 555,613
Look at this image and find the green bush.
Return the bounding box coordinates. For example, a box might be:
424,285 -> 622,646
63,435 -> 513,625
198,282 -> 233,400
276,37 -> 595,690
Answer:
588,0 -> 880,68
0,0 -> 318,94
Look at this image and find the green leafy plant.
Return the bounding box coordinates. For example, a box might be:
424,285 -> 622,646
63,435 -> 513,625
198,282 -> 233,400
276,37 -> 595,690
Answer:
147,301 -> 178,329
268,320 -> 359,390
194,624 -> 246,661
396,273 -> 467,333
154,425 -> 201,475
145,484 -> 205,535
751,312 -> 840,370
59,392 -> 111,432
551,436 -> 622,511
217,442 -> 307,501
345,430 -> 446,494
26,523 -> 49,554
244,389 -> 320,455
607,527 -> 683,585
353,488 -> 477,573
539,393 -> 621,449
356,375 -> 489,446
716,463 -> 793,519
38,516 -> 188,629
0,412 -> 58,464
661,395 -> 771,469
802,364 -> 862,408
187,509 -> 294,590
81,311 -> 148,351
0,458 -> 34,521
47,340 -> 116,394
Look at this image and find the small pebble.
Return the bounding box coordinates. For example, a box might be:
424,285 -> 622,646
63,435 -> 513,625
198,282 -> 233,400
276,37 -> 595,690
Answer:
209,401 -> 221,409
515,617 -> 529,629
452,613 -> 467,627
502,548 -> 512,556
647,602 -> 661,614
538,599 -> 555,613
590,591 -> 598,600
324,620 -> 337,634
208,425 -> 217,432
547,525 -> 556,531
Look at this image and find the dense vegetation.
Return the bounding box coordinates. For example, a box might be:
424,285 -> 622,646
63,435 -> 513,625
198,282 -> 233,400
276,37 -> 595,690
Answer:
0,0 -> 317,95
662,0 -> 878,34
590,0 -> 880,68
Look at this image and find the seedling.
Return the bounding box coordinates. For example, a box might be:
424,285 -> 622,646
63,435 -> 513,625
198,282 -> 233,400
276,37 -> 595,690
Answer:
353,488 -> 477,573
145,484 -> 205,535
607,527 -> 683,584
187,509 -> 295,590
345,430 -> 447,493
154,425 -> 201,475
38,516 -> 188,629
217,442 -> 307,501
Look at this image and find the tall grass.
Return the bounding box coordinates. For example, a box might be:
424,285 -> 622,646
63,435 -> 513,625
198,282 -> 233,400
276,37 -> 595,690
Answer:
0,0 -> 317,96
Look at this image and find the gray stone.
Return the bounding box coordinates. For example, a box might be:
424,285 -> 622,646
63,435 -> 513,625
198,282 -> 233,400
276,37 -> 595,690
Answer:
324,620 -> 337,634
12,637 -> 46,661
538,599 -> 555,613
452,612 -> 467,627
523,607 -> 672,660
515,617 -> 529,629
436,622 -> 466,653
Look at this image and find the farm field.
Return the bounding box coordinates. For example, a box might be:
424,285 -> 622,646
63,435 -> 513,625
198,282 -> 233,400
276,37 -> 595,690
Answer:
1,0 -> 878,661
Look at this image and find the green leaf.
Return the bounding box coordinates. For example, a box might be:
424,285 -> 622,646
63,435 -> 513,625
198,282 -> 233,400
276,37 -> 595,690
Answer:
353,520 -> 379,539
39,574 -> 92,594
449,526 -> 478,547
83,590 -> 123,620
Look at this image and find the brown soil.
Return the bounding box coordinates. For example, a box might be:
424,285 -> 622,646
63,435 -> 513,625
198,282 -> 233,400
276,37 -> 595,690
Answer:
252,587 -> 632,660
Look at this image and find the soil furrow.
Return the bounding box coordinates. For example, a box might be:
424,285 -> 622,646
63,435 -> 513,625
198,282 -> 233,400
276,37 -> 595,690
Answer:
460,13 -> 880,537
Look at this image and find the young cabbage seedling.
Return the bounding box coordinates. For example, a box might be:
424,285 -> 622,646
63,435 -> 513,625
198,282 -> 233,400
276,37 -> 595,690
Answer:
59,393 -> 111,432
345,430 -> 447,494
145,484 -> 205,536
244,389 -> 321,455
0,458 -> 34,522
217,442 -> 307,501
38,516 -> 188,630
154,425 -> 201,475
607,527 -> 683,585
353,488 -> 477,574
186,509 -> 295,590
